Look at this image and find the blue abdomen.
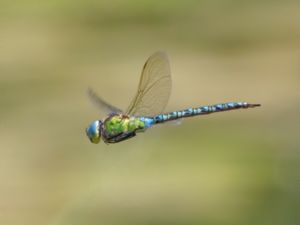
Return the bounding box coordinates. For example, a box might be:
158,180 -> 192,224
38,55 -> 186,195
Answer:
152,102 -> 260,124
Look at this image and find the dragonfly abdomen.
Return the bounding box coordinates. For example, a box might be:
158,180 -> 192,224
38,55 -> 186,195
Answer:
153,102 -> 260,124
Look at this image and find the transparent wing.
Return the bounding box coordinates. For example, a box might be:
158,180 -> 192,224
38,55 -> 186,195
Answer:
87,88 -> 123,116
126,52 -> 172,116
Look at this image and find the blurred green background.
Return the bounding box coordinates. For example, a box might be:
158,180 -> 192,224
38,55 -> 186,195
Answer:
1,0 -> 300,225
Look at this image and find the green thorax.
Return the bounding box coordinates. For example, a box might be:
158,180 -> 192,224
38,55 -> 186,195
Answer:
103,115 -> 146,136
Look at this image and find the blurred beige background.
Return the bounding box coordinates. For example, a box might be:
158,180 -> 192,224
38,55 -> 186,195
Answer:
0,1 -> 299,225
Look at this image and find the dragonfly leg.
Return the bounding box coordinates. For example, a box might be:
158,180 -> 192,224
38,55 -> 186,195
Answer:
106,132 -> 136,143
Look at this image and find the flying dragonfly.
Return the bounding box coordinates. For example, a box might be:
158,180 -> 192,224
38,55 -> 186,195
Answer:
86,52 -> 260,144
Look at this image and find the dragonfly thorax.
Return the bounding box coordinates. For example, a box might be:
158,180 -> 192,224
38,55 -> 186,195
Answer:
86,120 -> 102,144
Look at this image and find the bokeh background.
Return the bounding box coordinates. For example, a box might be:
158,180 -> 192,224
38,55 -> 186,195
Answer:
1,1 -> 300,225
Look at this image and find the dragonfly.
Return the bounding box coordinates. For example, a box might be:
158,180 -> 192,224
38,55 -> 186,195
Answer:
86,52 -> 260,144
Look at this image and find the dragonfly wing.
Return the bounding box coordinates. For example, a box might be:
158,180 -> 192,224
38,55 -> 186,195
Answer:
88,88 -> 123,116
126,52 -> 172,116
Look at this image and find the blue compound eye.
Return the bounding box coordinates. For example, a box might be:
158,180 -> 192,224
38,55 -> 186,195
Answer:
86,120 -> 101,144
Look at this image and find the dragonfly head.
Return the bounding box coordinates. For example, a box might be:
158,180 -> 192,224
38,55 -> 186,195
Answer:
86,120 -> 102,144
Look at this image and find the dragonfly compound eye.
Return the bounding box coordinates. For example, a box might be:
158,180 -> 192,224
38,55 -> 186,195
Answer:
86,120 -> 101,144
